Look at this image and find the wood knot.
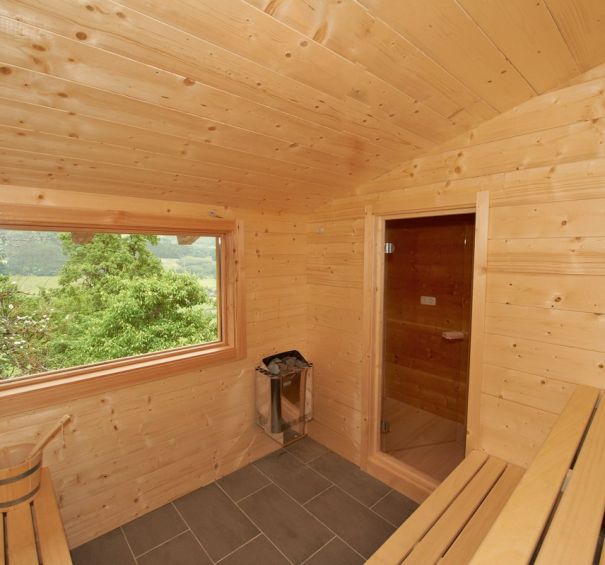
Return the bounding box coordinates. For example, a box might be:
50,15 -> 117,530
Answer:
75,31 -> 88,40
183,77 -> 195,86
0,66 -> 11,75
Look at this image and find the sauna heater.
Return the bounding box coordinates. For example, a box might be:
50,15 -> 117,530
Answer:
255,350 -> 313,446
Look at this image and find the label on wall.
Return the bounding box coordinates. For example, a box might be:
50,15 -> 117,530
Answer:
420,296 -> 437,306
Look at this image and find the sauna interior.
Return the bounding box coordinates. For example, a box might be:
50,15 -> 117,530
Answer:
1,1 -> 604,564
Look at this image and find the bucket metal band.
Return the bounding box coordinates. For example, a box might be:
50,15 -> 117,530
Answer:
0,461 -> 41,485
0,484 -> 41,508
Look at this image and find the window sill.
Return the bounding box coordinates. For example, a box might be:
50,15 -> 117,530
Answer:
0,343 -> 241,416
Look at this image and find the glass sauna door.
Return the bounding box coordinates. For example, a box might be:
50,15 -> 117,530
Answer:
380,214 -> 475,483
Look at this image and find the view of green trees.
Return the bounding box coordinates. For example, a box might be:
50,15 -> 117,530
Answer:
0,231 -> 218,380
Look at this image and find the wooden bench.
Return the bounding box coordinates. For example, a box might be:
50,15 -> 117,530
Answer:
1,468 -> 72,565
369,384 -> 605,564
368,451 -> 523,564
471,385 -> 605,565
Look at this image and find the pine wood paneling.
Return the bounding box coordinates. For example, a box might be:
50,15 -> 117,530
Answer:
358,0 -> 536,111
481,365 -> 574,415
0,1 -> 603,209
545,0 -> 605,70
307,66 -> 605,470
486,273 -> 605,313
479,394 -> 558,468
456,0 -> 580,92
0,188 -> 307,548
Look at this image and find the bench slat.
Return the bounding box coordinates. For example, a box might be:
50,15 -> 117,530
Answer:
535,394 -> 605,565
367,450 -> 488,564
440,463 -> 524,565
404,456 -> 507,564
6,504 -> 39,565
33,469 -> 72,565
470,385 -> 599,565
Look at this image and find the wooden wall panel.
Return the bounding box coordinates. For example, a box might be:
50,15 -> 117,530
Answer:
0,187 -> 307,548
306,212 -> 365,462
307,66 -> 605,469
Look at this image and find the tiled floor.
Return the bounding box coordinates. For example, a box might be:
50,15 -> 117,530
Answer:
71,438 -> 419,565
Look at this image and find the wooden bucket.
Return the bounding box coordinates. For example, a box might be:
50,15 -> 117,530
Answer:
0,444 -> 43,511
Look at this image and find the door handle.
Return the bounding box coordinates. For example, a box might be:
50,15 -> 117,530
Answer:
441,330 -> 465,341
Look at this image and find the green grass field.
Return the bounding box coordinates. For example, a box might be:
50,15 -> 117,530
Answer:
13,274 -> 216,295
12,275 -> 59,294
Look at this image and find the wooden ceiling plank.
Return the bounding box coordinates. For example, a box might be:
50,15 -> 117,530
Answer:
245,0 -> 496,127
545,0 -> 605,71
0,66 -> 387,178
0,0 -> 433,152
244,0 -> 477,138
0,123 -> 344,194
0,145 -> 339,202
0,96 -> 353,187
117,0 -> 492,143
0,16 -> 398,171
458,0 -> 580,93
0,168 -> 287,210
358,0 -> 537,112
0,163 -> 319,212
7,176 -> 310,211
116,0 -> 433,110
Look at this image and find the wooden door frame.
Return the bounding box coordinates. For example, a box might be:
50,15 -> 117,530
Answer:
360,191 -> 490,502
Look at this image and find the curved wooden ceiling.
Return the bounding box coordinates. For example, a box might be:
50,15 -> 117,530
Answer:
0,0 -> 603,211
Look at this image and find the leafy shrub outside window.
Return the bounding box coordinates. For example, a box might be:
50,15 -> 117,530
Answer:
0,230 -> 219,380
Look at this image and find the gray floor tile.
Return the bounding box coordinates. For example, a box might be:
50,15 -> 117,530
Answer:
310,452 -> 390,506
255,450 -> 331,503
305,486 -> 394,559
71,528 -> 135,565
74,440 -> 400,565
372,490 -> 419,526
218,535 -> 289,565
286,437 -> 329,463
122,503 -> 187,556
137,531 -> 210,565
174,483 -> 258,561
308,452 -> 356,480
239,484 -> 332,564
217,464 -> 271,502
303,538 -> 364,565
